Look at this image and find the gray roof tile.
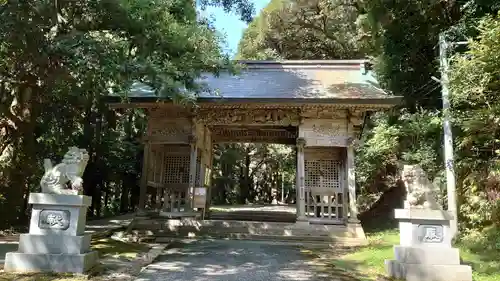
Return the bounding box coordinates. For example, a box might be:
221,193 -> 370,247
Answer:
124,60 -> 398,103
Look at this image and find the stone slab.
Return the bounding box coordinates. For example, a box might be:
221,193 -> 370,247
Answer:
346,223 -> 366,240
29,205 -> 87,236
385,260 -> 472,281
393,245 -> 460,265
394,208 -> 454,221
4,251 -> 99,273
398,220 -> 452,247
18,234 -> 91,254
29,193 -> 92,207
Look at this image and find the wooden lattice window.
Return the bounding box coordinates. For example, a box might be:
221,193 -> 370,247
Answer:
164,154 -> 190,184
304,153 -> 344,220
322,160 -> 341,190
305,160 -> 321,189
305,160 -> 341,190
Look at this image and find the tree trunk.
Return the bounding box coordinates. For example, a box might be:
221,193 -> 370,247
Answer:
130,151 -> 142,210
82,95 -> 96,214
120,177 -> 130,213
0,87 -> 39,227
104,182 -> 109,211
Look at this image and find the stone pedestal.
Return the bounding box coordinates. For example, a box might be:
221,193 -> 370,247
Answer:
385,209 -> 472,281
4,193 -> 99,273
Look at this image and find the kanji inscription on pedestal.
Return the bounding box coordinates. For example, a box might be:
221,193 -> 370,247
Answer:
418,224 -> 444,243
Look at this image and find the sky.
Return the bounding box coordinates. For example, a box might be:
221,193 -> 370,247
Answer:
200,0 -> 271,57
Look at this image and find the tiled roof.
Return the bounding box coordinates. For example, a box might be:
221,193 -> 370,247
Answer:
122,60 -> 400,104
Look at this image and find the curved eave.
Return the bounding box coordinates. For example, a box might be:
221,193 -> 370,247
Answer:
105,95 -> 403,109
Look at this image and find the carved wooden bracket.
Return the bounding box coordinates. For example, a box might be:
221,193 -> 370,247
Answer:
149,106 -> 190,118
198,108 -> 300,126
311,124 -> 342,137
348,109 -> 365,127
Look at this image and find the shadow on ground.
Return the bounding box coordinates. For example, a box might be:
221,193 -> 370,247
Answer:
92,238 -> 149,260
137,239 -> 341,281
300,245 -> 394,281
300,228 -> 401,281
0,243 -> 18,267
302,226 -> 500,281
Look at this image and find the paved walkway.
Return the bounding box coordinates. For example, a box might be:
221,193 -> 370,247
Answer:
135,240 -> 330,281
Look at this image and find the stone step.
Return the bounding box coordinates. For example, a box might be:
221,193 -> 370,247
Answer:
154,226 -> 355,238
155,234 -> 367,247
208,211 -> 295,216
155,230 -> 354,241
208,212 -> 296,222
128,217 -> 367,246
132,219 -> 351,234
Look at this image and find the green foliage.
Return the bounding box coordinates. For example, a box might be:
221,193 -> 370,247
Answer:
0,0 -> 250,227
354,1 -> 500,227
357,0 -> 459,110
449,13 -> 500,230
236,0 -> 362,60
212,143 -> 295,205
198,0 -> 255,22
305,229 -> 500,281
234,1 -> 500,237
356,110 -> 445,211
235,0 -> 284,60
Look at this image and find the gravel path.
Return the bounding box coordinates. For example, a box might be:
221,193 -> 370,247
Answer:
135,240 -> 331,281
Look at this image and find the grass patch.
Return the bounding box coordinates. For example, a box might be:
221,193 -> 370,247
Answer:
302,230 -> 399,281
303,229 -> 500,281
0,237 -> 150,281
457,226 -> 500,281
460,248 -> 500,281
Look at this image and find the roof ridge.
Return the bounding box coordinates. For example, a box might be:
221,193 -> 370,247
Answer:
235,60 -> 368,67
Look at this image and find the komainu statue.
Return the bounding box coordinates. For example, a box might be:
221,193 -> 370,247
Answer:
401,165 -> 441,210
40,147 -> 89,195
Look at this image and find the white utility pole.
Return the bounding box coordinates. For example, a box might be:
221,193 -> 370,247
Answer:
281,173 -> 284,203
438,32 -> 458,237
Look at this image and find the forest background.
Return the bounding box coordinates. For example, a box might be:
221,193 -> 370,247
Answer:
1,0 -> 500,250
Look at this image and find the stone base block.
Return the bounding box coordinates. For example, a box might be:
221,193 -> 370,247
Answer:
4,251 -> 99,273
18,234 -> 92,254
346,223 -> 366,240
393,245 -> 460,265
28,193 -> 91,236
385,260 -> 472,281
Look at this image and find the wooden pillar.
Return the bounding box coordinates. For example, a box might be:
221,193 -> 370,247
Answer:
155,147 -> 165,211
138,141 -> 151,212
347,118 -> 359,222
186,135 -> 197,211
205,141 -> 213,212
342,156 -> 349,222
296,137 -> 306,221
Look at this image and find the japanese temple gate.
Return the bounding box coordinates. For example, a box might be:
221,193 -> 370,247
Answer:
109,60 -> 400,225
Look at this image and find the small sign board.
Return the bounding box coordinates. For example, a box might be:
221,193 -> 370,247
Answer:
193,187 -> 207,209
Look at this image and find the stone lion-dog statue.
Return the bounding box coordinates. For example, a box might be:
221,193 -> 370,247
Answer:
40,147 -> 89,195
401,164 -> 441,210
